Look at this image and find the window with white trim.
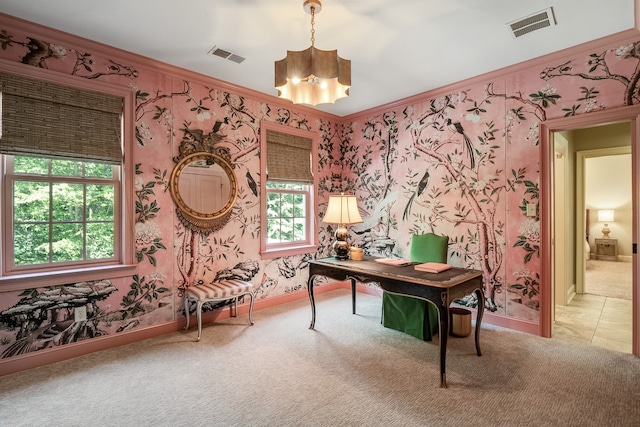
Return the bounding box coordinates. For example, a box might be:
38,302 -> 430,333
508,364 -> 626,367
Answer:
266,181 -> 310,245
0,69 -> 134,282
5,155 -> 120,272
259,122 -> 318,258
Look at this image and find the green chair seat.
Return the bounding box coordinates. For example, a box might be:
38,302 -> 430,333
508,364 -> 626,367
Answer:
381,233 -> 448,341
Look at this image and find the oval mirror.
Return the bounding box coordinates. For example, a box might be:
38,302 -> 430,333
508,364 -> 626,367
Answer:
170,152 -> 238,233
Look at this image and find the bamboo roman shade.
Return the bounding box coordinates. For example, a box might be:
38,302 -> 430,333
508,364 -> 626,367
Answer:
0,73 -> 123,164
266,129 -> 313,183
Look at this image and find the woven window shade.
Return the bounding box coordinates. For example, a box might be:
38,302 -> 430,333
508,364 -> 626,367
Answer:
266,129 -> 313,183
0,73 -> 123,164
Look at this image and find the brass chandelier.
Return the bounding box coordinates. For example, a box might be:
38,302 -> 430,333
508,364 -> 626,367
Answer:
275,0 -> 351,106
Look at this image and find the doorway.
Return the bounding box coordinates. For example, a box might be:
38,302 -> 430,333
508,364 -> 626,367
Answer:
540,105 -> 640,358
553,131 -> 632,352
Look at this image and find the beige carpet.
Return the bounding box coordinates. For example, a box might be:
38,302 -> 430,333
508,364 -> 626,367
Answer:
0,289 -> 638,427
585,259 -> 632,300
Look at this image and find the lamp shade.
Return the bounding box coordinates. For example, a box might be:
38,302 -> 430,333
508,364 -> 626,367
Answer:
597,210 -> 614,222
323,194 -> 363,225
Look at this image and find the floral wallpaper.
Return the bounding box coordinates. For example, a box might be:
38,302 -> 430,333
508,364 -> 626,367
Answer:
0,19 -> 339,361
0,13 -> 638,366
344,41 -> 640,322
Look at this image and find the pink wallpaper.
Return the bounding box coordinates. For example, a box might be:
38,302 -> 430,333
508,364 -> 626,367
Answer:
0,13 -> 638,369
342,42 -> 640,324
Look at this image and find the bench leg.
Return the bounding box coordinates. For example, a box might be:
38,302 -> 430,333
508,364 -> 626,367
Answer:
248,292 -> 255,325
184,295 -> 191,332
196,300 -> 204,342
187,288 -> 255,341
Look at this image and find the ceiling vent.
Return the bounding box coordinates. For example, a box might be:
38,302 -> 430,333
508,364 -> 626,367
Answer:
508,7 -> 557,38
208,46 -> 246,64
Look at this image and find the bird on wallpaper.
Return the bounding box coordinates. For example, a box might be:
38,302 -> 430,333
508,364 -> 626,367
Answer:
21,37 -> 54,67
352,192 -> 399,235
446,118 -> 476,171
402,170 -> 429,221
246,171 -> 258,197
212,120 -> 223,133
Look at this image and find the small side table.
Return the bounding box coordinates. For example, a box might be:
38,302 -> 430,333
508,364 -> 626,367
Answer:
594,238 -> 618,261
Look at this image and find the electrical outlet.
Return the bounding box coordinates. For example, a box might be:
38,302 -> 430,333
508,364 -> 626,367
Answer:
74,306 -> 87,322
526,203 -> 537,217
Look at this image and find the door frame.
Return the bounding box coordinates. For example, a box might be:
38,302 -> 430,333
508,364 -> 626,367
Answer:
540,104 -> 640,357
553,135 -> 568,311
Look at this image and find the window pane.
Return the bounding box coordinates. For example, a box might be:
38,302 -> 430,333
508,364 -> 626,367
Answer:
266,192 -> 281,218
14,181 -> 50,222
14,223 -> 50,265
87,222 -> 114,259
85,162 -> 113,178
267,218 -> 281,242
281,217 -> 293,242
294,218 -> 306,241
52,159 -> 82,176
52,183 -> 84,222
87,184 -> 115,221
14,156 -> 48,174
52,223 -> 83,262
293,194 -> 306,217
281,194 -> 294,219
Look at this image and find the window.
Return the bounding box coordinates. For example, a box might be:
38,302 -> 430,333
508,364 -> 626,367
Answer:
266,181 -> 310,244
0,64 -> 135,288
260,121 -> 318,258
5,155 -> 119,271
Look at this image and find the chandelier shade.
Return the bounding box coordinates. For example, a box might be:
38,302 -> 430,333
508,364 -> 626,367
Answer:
274,0 -> 351,106
275,46 -> 351,106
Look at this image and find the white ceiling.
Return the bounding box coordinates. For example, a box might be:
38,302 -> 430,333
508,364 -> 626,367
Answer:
0,0 -> 635,116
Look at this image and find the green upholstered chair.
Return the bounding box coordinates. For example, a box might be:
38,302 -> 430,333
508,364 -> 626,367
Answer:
381,233 -> 449,340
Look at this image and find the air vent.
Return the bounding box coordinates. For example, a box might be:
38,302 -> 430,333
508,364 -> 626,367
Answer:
208,46 -> 246,64
508,7 -> 557,38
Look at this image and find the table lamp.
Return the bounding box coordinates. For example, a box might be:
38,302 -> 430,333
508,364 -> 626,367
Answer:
598,209 -> 614,238
323,194 -> 363,259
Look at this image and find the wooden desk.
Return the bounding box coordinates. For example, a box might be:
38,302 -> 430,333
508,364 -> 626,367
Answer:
307,256 -> 485,388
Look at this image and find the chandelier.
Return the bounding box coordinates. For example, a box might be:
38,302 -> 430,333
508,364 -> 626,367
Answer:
275,0 -> 351,106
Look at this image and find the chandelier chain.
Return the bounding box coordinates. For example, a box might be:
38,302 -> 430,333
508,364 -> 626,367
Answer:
310,5 -> 316,47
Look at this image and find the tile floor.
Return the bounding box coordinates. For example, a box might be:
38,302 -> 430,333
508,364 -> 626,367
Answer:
554,293 -> 632,354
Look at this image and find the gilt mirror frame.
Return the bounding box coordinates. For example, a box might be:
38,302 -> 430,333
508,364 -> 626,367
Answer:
170,123 -> 238,233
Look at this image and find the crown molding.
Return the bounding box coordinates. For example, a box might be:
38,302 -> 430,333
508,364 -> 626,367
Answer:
344,28 -> 640,122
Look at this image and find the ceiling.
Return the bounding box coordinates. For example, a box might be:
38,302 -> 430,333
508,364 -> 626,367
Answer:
0,0 -> 635,117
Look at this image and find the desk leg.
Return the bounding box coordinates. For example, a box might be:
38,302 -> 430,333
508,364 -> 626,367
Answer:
308,274 -> 317,330
474,288 -> 485,356
350,277 -> 356,314
439,305 -> 449,388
